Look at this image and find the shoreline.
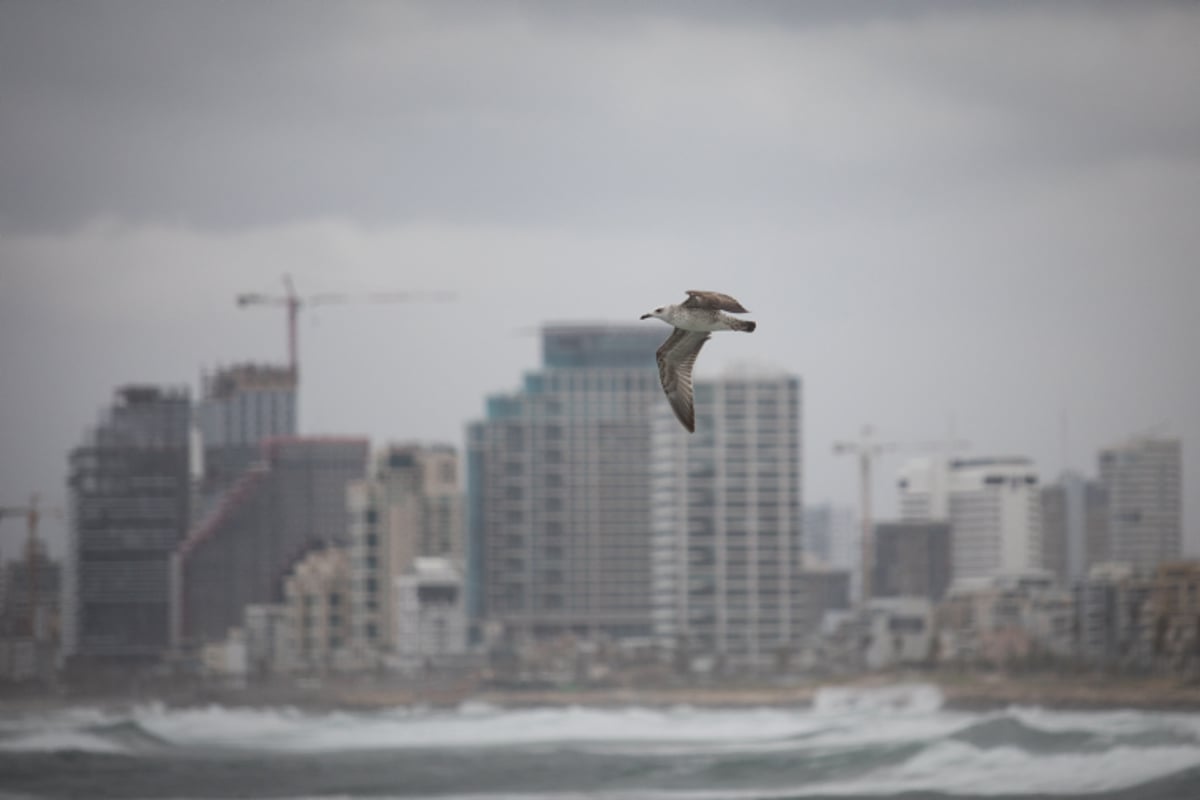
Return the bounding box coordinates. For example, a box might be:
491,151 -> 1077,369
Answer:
10,671 -> 1200,714
469,674 -> 1200,713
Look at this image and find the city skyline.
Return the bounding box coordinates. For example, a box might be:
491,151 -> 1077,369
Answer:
2,2 -> 1198,560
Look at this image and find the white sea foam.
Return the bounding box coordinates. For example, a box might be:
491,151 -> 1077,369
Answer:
811,683 -> 944,715
141,703 -> 833,753
804,740 -> 1200,796
0,730 -> 127,754
4,689 -> 1200,797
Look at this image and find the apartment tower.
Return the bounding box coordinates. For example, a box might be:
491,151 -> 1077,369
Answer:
649,371 -> 803,668
467,324 -> 663,641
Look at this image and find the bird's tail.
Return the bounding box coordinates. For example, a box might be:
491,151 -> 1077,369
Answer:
729,318 -> 757,333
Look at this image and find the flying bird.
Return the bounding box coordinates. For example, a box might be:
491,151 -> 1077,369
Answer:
640,290 -> 757,433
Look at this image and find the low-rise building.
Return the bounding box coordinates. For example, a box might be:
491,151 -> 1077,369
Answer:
936,572 -> 1072,666
1144,561 -> 1200,673
200,626 -> 247,684
864,597 -> 934,670
396,557 -> 468,664
283,547 -> 352,674
1073,563 -> 1153,670
243,603 -> 293,677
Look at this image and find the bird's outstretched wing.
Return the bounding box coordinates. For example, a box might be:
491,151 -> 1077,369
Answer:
682,290 -> 749,313
656,328 -> 711,433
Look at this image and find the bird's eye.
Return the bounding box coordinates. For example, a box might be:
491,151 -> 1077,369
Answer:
655,307 -> 663,313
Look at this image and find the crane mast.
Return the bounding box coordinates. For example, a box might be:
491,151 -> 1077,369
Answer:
236,274 -> 454,377
0,493 -> 59,639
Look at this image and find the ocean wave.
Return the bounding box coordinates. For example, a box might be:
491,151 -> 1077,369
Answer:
0,730 -> 128,755
4,692 -> 1200,797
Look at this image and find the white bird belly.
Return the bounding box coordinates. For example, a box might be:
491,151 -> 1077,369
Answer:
668,309 -> 731,332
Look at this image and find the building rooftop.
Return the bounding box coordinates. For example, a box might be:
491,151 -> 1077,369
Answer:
541,323 -> 662,369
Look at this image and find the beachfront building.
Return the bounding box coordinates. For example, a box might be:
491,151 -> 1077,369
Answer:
1098,437 -> 1182,572
195,363 -> 297,501
1142,561 -> 1200,672
395,557 -> 468,664
649,369 -> 804,670
936,572 -> 1073,667
66,385 -> 191,669
1041,472 -> 1107,584
872,520 -> 952,602
803,503 -> 859,597
467,325 -> 664,643
346,444 -> 463,664
175,437 -> 369,651
283,546 -> 352,674
898,456 -> 1042,582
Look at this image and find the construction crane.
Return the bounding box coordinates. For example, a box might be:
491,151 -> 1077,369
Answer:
0,493 -> 62,639
833,426 -> 898,607
833,426 -> 969,606
236,274 -> 455,376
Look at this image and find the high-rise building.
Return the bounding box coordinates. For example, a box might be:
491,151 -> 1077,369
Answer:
195,363 -> 297,496
872,520 -> 952,602
347,443 -> 462,658
467,324 -> 663,641
174,436 -> 368,649
1098,437 -> 1182,572
1040,472 -> 1107,584
803,503 -> 859,595
899,456 -> 1042,582
65,386 -> 191,666
897,457 -> 951,520
650,372 -> 803,668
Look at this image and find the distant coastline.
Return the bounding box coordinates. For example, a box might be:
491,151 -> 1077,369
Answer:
10,671 -> 1200,715
472,673 -> 1200,713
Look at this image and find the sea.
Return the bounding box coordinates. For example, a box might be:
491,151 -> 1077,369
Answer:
3,684 -> 1200,800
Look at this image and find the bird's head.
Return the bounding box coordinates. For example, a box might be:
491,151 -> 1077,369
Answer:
640,305 -> 668,321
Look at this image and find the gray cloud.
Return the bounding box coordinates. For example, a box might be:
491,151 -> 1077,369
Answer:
2,2 -> 1197,233
1,1 -> 1198,558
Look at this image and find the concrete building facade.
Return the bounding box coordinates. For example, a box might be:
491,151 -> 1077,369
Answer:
1099,437 -> 1182,572
802,503 -> 859,595
66,386 -> 191,667
467,325 -> 664,642
195,363 -> 297,500
395,557 -> 468,662
649,372 -> 804,668
936,572 -> 1072,666
347,443 -> 463,660
1041,471 -> 1107,584
899,456 -> 1042,582
175,437 -> 368,650
283,546 -> 352,673
872,520 -> 952,602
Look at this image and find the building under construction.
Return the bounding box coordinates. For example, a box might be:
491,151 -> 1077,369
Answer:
174,436 -> 368,650
196,363 -> 298,496
65,385 -> 191,667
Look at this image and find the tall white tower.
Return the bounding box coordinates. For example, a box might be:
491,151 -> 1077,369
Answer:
898,456 -> 1042,582
650,369 -> 803,669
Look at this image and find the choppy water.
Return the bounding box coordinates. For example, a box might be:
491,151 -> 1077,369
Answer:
3,685 -> 1200,800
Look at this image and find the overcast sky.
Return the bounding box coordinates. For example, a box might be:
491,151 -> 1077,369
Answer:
2,1 -> 1197,561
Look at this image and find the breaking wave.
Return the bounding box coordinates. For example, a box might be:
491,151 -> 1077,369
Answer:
3,685 -> 1200,797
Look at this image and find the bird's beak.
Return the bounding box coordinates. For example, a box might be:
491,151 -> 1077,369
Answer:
639,313 -> 651,320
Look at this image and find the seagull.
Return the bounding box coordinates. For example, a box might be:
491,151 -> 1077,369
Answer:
640,290 -> 757,433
